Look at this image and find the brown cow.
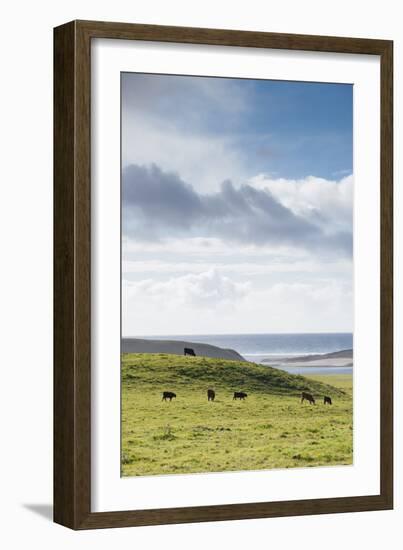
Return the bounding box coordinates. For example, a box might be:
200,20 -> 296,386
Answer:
207,389 -> 215,401
233,391 -> 248,400
301,391 -> 315,405
324,396 -> 332,405
162,391 -> 176,402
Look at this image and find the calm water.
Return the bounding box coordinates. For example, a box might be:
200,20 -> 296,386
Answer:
278,366 -> 352,375
140,332 -> 353,374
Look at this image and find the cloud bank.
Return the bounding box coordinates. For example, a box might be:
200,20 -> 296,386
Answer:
121,74 -> 353,335
124,268 -> 249,308
122,163 -> 352,255
123,273 -> 352,335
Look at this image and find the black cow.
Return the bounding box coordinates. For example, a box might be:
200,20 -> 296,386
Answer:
233,391 -> 248,400
162,391 -> 176,402
184,347 -> 196,356
207,389 -> 215,401
324,396 -> 332,405
301,391 -> 315,405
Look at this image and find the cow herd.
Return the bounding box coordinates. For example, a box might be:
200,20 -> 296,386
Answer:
301,392 -> 333,405
162,389 -> 333,405
162,389 -> 248,401
162,348 -> 334,405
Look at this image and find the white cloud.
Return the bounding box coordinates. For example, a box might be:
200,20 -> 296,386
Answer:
122,117 -> 248,193
123,236 -> 308,259
123,164 -> 351,254
239,280 -> 353,333
120,74 -> 353,336
122,274 -> 352,336
124,268 -> 250,309
123,238 -> 352,279
248,173 -> 353,234
121,73 -> 252,193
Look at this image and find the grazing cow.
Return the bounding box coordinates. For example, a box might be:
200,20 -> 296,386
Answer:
324,396 -> 332,405
233,391 -> 248,400
301,391 -> 315,405
184,347 -> 196,357
162,391 -> 176,402
207,389 -> 216,401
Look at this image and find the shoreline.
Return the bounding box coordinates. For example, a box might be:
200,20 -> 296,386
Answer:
122,338 -> 353,373
260,349 -> 353,369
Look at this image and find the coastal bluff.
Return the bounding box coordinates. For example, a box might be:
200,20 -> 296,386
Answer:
122,338 -> 246,362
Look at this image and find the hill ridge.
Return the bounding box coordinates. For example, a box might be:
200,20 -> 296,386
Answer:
122,338 -> 245,361
122,353 -> 345,397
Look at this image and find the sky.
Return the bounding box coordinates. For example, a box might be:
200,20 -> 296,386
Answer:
121,72 -> 353,336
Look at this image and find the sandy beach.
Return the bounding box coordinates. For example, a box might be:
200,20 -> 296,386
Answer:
261,349 -> 353,368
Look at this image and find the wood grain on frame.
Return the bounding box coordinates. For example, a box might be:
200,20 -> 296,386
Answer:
54,20 -> 393,530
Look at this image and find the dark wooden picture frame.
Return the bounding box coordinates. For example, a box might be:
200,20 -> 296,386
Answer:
54,20 -> 393,530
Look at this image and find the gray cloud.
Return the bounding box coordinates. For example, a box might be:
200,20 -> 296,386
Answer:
122,163 -> 352,254
122,73 -> 250,125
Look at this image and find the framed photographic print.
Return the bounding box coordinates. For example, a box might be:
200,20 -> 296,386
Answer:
54,20 -> 393,529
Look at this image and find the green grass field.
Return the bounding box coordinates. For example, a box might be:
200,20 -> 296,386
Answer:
121,353 -> 353,476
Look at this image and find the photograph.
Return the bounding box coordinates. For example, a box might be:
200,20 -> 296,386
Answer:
120,72 -> 354,477
52,17 -> 393,530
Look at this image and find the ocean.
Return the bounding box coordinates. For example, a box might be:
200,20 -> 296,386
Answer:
140,332 -> 353,371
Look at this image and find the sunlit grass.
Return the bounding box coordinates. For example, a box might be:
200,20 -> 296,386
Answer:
121,353 -> 352,476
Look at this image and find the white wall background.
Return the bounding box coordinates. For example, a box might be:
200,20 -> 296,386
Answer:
0,1 -> 400,548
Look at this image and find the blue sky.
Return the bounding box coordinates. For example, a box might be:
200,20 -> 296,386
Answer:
122,73 -> 352,181
121,73 -> 353,336
242,79 -> 353,179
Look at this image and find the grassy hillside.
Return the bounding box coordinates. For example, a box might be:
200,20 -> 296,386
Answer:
122,353 -> 346,396
121,353 -> 352,476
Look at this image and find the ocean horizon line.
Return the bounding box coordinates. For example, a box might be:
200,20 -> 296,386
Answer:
123,331 -> 353,338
